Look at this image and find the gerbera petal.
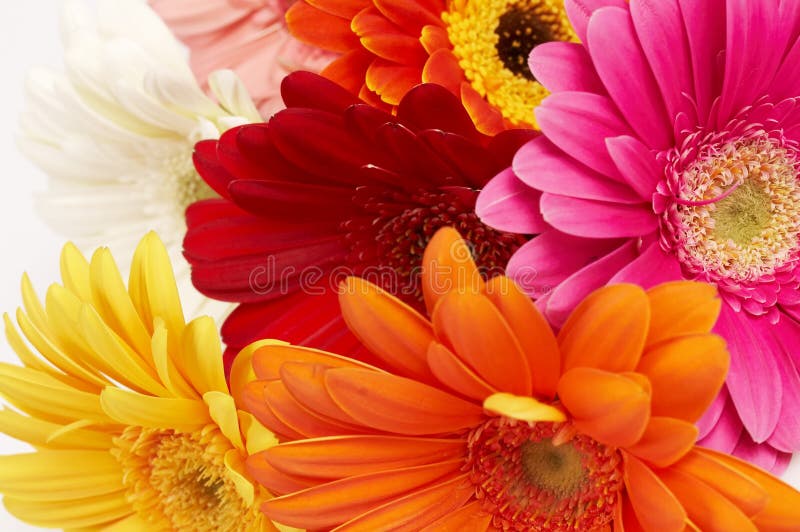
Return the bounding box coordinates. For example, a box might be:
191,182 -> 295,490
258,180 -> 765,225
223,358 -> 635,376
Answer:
339,277 -> 436,382
528,42 -> 606,95
586,7 -> 672,149
99,387 -> 211,432
427,342 -> 497,401
433,291 -> 532,396
564,0 -> 628,43
483,276 -> 560,399
605,135 -> 662,200
475,167 -> 547,234
609,242 -> 683,288
421,227 -> 481,314
262,460 -> 462,529
251,343 -> 376,381
324,368 -> 484,435
714,307 -> 782,442
558,368 -> 650,447
483,393 -> 566,423
698,398 -> 744,454
540,194 -> 658,238
286,1 -> 361,53
4,491 -> 131,530
637,333 -> 728,423
558,284 -> 650,373
645,281 -> 722,348
625,416 -> 698,468
623,454 -> 686,532
696,447 -> 800,530
419,500 -> 491,531
265,435 -> 466,480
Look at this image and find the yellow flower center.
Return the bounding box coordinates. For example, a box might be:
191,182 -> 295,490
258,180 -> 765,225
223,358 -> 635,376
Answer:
443,0 -> 575,128
671,133 -> 800,281
467,418 -> 623,531
114,426 -> 261,532
164,149 -> 217,212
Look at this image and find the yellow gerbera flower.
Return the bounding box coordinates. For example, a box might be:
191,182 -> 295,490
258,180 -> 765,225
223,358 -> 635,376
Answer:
0,233 -> 283,531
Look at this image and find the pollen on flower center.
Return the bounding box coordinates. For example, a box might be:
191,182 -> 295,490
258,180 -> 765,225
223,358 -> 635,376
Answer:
164,150 -> 217,212
347,188 -> 526,304
443,0 -> 575,127
664,132 -> 800,282
467,417 -> 623,531
114,426 -> 258,532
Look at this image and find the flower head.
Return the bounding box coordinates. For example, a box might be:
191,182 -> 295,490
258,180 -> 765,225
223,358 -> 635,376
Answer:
477,0 -> 800,469
149,0 -> 335,116
242,228 -> 800,531
285,0 -> 576,133
20,0 -> 261,315
184,72 -> 537,367
0,233 -> 279,531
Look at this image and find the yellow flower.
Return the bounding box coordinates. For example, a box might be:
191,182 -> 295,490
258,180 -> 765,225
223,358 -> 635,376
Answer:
0,233 -> 283,531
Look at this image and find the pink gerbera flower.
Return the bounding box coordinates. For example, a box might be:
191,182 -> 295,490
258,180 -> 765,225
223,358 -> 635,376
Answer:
149,0 -> 335,116
477,0 -> 800,472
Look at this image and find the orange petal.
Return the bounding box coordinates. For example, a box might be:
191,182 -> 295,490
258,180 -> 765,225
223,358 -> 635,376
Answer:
264,380 -> 359,438
420,25 -> 452,55
460,82 -> 506,135
618,496 -> 645,532
286,2 -> 361,53
484,276 -> 560,399
373,0 -> 445,34
645,281 -> 721,348
365,59 -> 421,105
339,277 -> 436,382
671,448 -> 767,518
637,334 -> 728,422
251,343 -> 375,381
658,468 -> 756,532
246,451 -> 322,496
422,49 -> 464,94
322,49 -> 375,95
241,381 -> 305,441
625,417 -> 698,468
558,284 -> 650,374
265,435 -> 466,479
421,227 -> 481,314
279,362 -> 360,426
623,454 -> 686,532
694,447 -> 800,530
262,461 -> 462,529
324,367 -> 484,435
420,500 -> 491,531
558,368 -> 650,447
333,474 -> 474,531
432,291 -> 532,396
353,7 -> 427,64
305,0 -> 369,18
427,342 -> 496,401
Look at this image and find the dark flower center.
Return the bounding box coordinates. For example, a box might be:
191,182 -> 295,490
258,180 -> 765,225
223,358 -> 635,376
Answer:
495,3 -> 558,80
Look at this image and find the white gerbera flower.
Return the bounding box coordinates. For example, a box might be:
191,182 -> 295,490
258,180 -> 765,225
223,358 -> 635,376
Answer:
18,0 -> 261,316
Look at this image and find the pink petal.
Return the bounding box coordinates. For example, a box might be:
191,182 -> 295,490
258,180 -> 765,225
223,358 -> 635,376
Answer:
714,306 -> 782,443
731,434 -> 784,473
586,7 -> 672,150
630,0 -> 696,129
765,317 -> 800,452
507,231 -> 623,299
605,135 -> 663,200
535,91 -> 631,180
528,42 -> 606,95
678,0 -> 726,124
608,241 -> 683,288
770,35 -> 800,102
513,136 -> 643,204
545,239 -> 639,327
475,168 -> 547,234
697,398 -> 744,454
564,0 -> 628,43
697,386 -> 731,440
540,193 -> 658,238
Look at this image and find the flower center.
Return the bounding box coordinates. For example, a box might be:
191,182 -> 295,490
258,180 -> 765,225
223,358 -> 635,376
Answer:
663,132 -> 800,282
467,417 -> 623,531
347,188 -> 526,306
164,150 -> 217,213
113,426 -> 259,532
444,0 -> 575,127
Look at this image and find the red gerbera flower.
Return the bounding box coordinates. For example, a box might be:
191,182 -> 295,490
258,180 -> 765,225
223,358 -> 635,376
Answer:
184,72 -> 539,369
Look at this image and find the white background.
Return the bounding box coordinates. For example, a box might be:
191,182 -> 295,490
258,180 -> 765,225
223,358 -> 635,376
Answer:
0,1 -> 798,531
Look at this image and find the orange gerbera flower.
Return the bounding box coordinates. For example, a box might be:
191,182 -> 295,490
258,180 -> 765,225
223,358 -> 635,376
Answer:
286,0 -> 576,134
240,228 -> 800,531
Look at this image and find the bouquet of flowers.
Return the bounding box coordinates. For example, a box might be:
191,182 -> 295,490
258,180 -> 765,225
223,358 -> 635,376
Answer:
2,0 -> 800,530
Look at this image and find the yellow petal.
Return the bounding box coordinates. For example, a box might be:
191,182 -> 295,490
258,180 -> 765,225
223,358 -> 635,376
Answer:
88,247 -> 152,363
100,513 -> 151,532
100,387 -> 210,432
204,391 -> 245,450
4,491 -> 131,530
128,232 -> 184,345
151,318 -> 197,399
59,242 -> 92,303
0,451 -> 123,501
0,408 -> 112,450
483,392 -> 566,422
238,411 -> 278,455
230,340 -> 286,408
224,448 -> 255,504
20,272 -> 49,334
180,316 -> 227,395
4,312 -> 61,376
